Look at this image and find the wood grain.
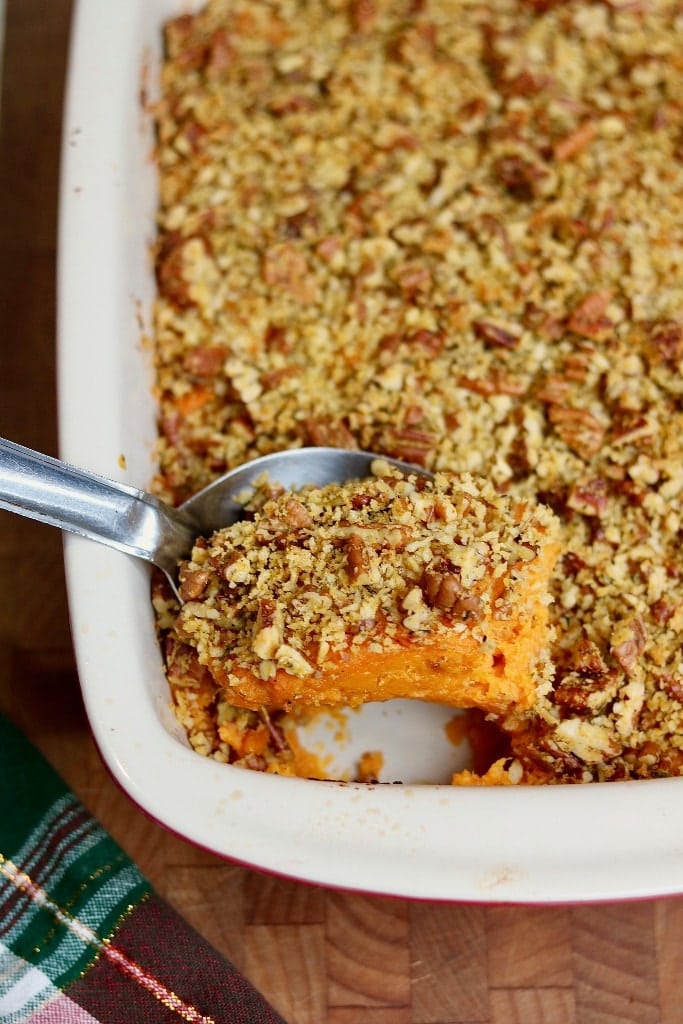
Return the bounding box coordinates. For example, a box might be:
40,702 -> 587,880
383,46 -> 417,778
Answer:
1,2 -> 682,1022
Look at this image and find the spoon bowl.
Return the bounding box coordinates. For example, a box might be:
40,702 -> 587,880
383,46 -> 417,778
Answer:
0,439 -> 429,599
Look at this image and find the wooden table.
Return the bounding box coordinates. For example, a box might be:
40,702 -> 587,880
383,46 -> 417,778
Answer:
1,4 -> 682,1022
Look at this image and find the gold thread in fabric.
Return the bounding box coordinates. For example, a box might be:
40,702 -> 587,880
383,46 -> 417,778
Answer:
7,852 -> 139,955
71,896 -> 152,983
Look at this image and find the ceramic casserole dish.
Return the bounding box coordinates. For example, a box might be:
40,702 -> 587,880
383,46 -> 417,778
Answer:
57,0 -> 683,902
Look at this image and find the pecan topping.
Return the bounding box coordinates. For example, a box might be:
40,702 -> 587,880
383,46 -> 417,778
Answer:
253,598 -> 282,660
547,405 -> 606,459
393,262 -> 432,297
646,319 -> 683,364
458,370 -> 526,397
349,0 -> 377,32
570,637 -> 608,678
262,243 -> 316,301
567,477 -> 610,518
662,675 -> 683,703
567,291 -> 613,341
183,346 -> 227,377
495,155 -> 545,201
345,532 -> 369,582
421,566 -> 484,619
302,417 -> 357,449
536,374 -> 571,405
407,329 -> 445,355
376,427 -> 437,465
473,320 -> 521,349
282,498 -> 313,529
178,566 -> 211,601
610,615 -> 647,674
651,599 -> 675,625
156,235 -> 207,309
553,122 -> 595,163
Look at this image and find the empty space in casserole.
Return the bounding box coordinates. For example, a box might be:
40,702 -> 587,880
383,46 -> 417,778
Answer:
150,0 -> 683,783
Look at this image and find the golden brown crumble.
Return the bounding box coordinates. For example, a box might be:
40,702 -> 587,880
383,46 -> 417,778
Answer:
151,0 -> 683,782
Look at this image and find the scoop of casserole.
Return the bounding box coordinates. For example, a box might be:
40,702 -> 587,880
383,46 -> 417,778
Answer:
172,462 -> 560,716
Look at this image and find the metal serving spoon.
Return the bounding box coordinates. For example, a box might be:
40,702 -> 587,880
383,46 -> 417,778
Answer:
0,438 -> 427,600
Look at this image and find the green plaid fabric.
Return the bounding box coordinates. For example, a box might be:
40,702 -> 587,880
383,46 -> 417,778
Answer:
0,715 -> 287,1023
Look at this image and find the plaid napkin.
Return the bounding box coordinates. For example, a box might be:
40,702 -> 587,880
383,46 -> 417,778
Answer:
0,715 -> 287,1024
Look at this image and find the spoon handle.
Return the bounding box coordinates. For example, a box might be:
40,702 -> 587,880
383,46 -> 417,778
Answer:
0,437 -> 195,574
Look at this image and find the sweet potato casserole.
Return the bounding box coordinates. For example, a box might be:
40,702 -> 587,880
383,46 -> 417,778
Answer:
150,0 -> 683,783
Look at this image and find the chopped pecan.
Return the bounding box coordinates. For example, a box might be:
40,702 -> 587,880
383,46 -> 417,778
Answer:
477,213 -> 514,259
282,498 -> 312,529
552,672 -> 596,713
345,533 -> 369,582
268,92 -> 318,116
473,319 -> 521,349
260,366 -> 299,391
164,14 -> 207,69
553,122 -> 595,162
183,345 -> 227,377
563,349 -> 594,383
458,369 -> 526,397
349,0 -> 377,32
165,639 -> 213,688
377,332 -> 402,356
507,431 -> 532,479
156,235 -> 207,309
570,637 -> 608,677
376,426 -> 437,465
567,476 -> 610,517
503,70 -> 545,98
316,235 -> 343,263
262,243 -> 316,301
562,551 -> 587,576
282,208 -> 320,239
252,599 -> 282,660
392,262 -> 432,297
456,96 -> 489,131
661,674 -> 683,703
645,319 -> 683,365
206,27 -> 234,76
536,374 -> 571,404
239,753 -> 268,772
302,417 -> 357,449
178,566 -> 211,601
610,615 -> 647,674
547,404 -> 606,459
567,290 -> 613,341
403,405 -> 425,426
523,303 -> 564,341
495,155 -> 545,201
263,323 -> 291,353
256,598 -> 278,631
421,566 -> 483,619
613,478 -> 646,507
387,21 -> 437,63
651,599 -> 675,625
407,329 -> 445,354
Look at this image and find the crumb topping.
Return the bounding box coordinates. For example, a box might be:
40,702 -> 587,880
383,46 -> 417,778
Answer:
151,0 -> 683,782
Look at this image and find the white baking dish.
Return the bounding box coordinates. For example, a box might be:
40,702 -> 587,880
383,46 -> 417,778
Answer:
58,0 -> 683,902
